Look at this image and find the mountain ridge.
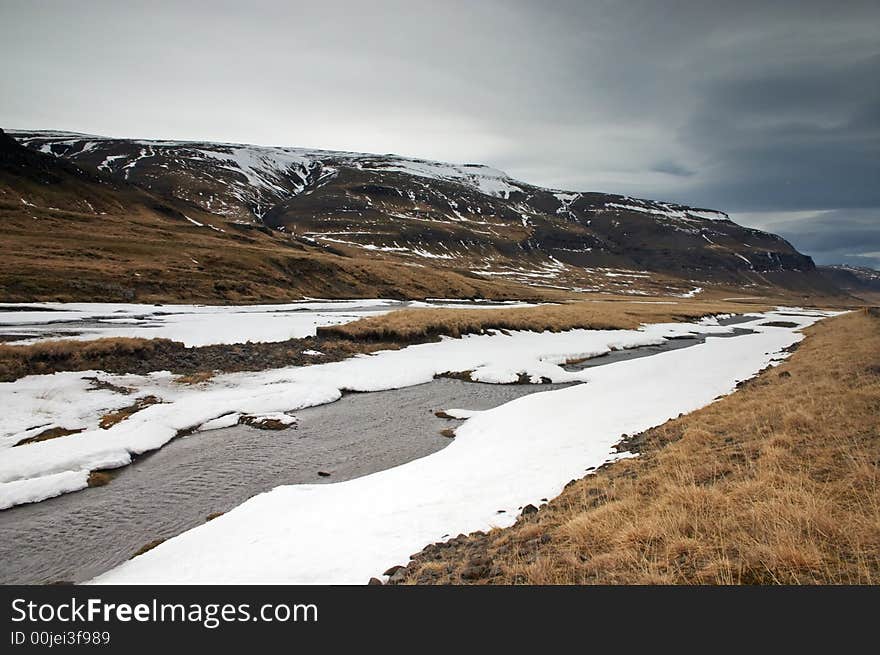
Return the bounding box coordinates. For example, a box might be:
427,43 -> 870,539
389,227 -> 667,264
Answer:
1,128 -> 849,302
10,128 -> 730,222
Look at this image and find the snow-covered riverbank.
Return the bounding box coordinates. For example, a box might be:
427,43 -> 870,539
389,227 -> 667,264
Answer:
1,314 -> 747,509
83,308 -> 835,584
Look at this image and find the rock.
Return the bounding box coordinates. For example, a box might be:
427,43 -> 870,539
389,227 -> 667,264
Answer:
779,370 -> 792,378
461,564 -> 490,580
383,565 -> 406,576
389,569 -> 408,584
239,414 -> 298,430
521,504 -> 539,516
368,577 -> 383,585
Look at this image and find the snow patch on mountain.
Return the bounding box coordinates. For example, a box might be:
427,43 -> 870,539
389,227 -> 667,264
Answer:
605,199 -> 729,223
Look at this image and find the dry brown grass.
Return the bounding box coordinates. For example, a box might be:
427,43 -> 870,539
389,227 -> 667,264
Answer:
0,332 -> 410,382
86,470 -> 117,488
0,337 -> 167,381
317,297 -> 772,341
399,309 -> 880,584
98,395 -> 162,429
14,426 -> 85,447
129,538 -> 166,559
174,371 -> 215,385
0,195 -> 567,305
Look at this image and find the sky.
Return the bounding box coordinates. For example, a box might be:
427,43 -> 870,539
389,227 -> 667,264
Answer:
1,0 -> 878,268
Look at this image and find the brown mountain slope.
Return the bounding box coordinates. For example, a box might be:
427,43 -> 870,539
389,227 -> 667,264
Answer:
7,129 -> 845,300
0,129 -> 562,303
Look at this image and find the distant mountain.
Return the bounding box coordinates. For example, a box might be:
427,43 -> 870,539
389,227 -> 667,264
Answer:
2,129 -> 842,301
818,265 -> 880,297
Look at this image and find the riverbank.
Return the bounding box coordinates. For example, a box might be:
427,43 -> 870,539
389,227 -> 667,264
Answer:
390,309 -> 879,584
0,296 -> 769,382
88,310 -> 827,584
4,308 -> 777,511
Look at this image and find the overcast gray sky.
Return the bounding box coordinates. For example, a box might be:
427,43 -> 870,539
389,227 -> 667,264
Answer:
2,0 -> 878,267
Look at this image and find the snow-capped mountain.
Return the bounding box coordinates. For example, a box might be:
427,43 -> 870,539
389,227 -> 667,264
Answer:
7,130 -> 826,298
12,130 -> 533,221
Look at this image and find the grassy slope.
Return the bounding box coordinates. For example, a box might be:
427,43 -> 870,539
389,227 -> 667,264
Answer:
8,189 -> 847,307
0,197 -> 565,303
395,309 -> 880,584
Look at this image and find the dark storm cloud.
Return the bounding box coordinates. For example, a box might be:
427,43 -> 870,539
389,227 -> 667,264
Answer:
651,161 -> 695,178
675,53 -> 880,212
0,0 -> 878,266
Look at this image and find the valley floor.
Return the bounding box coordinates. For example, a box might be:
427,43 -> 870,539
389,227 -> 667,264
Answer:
0,298 -> 869,585
392,309 -> 880,584
84,309 -> 830,584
